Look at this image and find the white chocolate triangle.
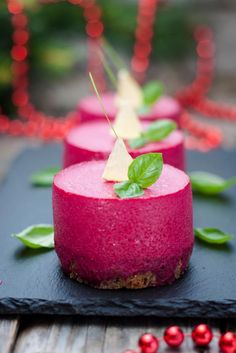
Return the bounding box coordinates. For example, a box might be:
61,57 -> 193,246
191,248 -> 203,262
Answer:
116,69 -> 143,109
113,103 -> 142,139
102,138 -> 133,182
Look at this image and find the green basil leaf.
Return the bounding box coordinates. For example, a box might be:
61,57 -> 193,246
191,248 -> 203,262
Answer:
138,105 -> 151,115
12,224 -> 54,249
129,135 -> 149,149
144,119 -> 177,142
31,167 -> 60,187
195,228 -> 233,244
114,181 -> 144,199
128,153 -> 163,188
143,81 -> 164,106
190,172 -> 236,195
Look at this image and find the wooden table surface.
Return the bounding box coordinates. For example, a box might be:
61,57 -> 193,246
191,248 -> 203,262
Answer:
0,136 -> 236,353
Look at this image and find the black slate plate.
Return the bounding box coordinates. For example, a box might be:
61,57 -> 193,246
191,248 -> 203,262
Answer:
0,145 -> 236,317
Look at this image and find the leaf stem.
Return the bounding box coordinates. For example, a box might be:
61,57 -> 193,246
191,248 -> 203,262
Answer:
99,51 -> 117,89
102,38 -> 127,71
89,72 -> 118,139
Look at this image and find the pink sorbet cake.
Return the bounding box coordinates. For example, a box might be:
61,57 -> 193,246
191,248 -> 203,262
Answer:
63,121 -> 185,170
53,161 -> 194,289
78,92 -> 182,125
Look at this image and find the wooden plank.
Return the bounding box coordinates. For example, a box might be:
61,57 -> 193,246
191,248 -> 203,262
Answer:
12,317 -> 52,353
44,317 -> 88,353
103,318 -> 147,353
84,317 -> 106,353
13,317 -> 89,353
0,317 -> 19,353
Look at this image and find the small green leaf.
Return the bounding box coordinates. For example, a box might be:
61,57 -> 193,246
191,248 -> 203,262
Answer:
114,181 -> 144,199
195,228 -> 233,244
12,224 -> 54,249
145,119 -> 177,142
190,172 -> 236,195
138,105 -> 151,115
128,153 -> 163,189
129,135 -> 149,149
31,167 -> 60,187
143,81 -> 164,106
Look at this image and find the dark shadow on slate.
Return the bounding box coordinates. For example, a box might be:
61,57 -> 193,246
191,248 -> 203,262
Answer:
0,144 -> 236,317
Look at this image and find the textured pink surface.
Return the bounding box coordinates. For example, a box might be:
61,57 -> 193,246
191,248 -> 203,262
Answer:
53,161 -> 193,287
78,92 -> 182,125
63,121 -> 185,170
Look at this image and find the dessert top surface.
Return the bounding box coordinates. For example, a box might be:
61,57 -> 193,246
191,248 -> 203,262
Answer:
54,161 -> 190,200
66,121 -> 183,153
79,92 -> 181,118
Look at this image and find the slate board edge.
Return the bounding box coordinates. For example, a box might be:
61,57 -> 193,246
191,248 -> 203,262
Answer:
1,298 -> 236,318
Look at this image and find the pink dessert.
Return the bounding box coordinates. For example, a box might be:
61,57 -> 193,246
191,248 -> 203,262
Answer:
63,121 -> 185,170
78,92 -> 182,125
53,161 -> 193,289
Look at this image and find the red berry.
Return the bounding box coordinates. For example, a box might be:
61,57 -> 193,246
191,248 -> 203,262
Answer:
164,326 -> 184,347
138,333 -> 159,353
219,332 -> 236,353
192,324 -> 213,347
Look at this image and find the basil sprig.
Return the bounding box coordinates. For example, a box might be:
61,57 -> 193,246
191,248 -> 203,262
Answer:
195,228 -> 233,245
138,81 -> 164,115
129,119 -> 177,149
31,167 -> 60,187
114,153 -> 163,199
190,172 -> 236,196
12,224 -> 54,249
114,181 -> 144,199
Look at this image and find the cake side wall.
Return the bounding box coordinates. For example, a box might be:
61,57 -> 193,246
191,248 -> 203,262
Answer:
52,180 -> 193,289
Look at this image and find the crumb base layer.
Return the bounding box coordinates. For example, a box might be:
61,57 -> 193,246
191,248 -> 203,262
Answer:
68,263 -> 186,290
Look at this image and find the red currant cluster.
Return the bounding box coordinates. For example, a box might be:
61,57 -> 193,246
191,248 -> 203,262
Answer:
175,26 -> 223,152
131,0 -> 159,82
124,324 -> 236,353
182,26 -> 236,123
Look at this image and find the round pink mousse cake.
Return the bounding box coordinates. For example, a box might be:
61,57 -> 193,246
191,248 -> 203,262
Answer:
78,92 -> 182,125
63,121 -> 185,170
53,161 -> 194,289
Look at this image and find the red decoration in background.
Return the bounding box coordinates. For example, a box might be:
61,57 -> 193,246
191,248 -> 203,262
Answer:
219,332 -> 236,353
132,0 -> 159,83
191,324 -> 213,347
0,0 -> 235,151
138,333 -> 159,353
164,325 -> 184,347
121,325 -> 236,353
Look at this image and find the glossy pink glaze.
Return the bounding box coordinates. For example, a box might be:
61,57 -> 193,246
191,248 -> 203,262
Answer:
78,92 -> 182,125
63,121 -> 185,170
53,161 -> 194,288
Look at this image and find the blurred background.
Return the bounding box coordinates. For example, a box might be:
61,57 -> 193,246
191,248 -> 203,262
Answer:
0,0 -> 236,145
